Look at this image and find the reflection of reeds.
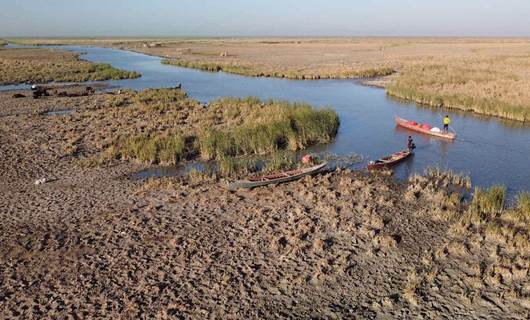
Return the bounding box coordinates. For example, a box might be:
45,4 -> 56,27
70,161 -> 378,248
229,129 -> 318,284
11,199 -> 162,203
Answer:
0,48 -> 140,85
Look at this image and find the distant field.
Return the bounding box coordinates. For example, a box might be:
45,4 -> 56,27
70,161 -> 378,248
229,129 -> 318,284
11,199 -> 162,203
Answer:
0,47 -> 140,85
7,37 -> 530,121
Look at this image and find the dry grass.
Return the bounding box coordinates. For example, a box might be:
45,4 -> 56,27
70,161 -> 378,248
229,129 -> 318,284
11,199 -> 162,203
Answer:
413,181 -> 530,311
0,48 -> 140,85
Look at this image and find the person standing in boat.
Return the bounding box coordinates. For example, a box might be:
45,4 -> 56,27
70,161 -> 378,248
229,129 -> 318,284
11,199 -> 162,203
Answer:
443,115 -> 451,133
407,136 -> 416,152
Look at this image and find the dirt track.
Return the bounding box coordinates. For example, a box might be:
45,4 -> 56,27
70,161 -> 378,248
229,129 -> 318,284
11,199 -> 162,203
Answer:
1,91 -> 528,319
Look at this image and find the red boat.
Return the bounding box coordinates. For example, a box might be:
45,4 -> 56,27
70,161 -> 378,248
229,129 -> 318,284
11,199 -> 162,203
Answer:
368,150 -> 412,170
396,116 -> 456,140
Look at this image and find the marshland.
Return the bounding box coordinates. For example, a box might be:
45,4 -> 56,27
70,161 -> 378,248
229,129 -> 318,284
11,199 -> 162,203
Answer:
1,38 -> 530,319
0,47 -> 140,85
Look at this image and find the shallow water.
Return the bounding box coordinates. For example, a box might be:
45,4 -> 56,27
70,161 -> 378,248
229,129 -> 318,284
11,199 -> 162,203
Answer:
3,45 -> 530,194
45,109 -> 74,116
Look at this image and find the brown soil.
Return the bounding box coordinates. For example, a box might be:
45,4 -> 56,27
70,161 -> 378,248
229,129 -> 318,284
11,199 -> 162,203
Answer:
0,91 -> 528,319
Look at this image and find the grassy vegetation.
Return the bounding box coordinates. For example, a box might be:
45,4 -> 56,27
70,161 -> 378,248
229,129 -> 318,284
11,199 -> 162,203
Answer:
410,178 -> 530,309
469,185 -> 506,218
115,133 -> 187,165
387,62 -> 530,122
162,58 -> 395,80
196,99 -> 339,160
0,48 -> 140,85
0,40 -> 7,47
84,89 -> 339,176
516,191 -> 530,217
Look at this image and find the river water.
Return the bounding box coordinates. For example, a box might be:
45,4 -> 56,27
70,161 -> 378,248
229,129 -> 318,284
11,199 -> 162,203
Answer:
3,45 -> 529,195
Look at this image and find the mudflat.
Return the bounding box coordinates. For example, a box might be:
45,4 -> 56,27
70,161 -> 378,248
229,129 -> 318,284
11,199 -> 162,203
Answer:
1,90 -> 529,318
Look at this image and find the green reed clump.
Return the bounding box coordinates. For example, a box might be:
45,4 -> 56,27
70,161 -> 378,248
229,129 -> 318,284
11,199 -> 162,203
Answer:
470,185 -> 506,218
290,105 -> 340,147
197,129 -> 236,160
162,59 -> 266,77
264,152 -> 297,173
197,98 -> 339,160
81,63 -> 141,81
135,88 -> 188,105
133,88 -> 188,111
218,157 -> 259,177
232,121 -> 297,155
516,191 -> 530,217
117,133 -> 186,165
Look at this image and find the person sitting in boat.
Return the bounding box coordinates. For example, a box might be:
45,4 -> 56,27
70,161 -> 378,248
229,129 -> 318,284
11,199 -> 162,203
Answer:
302,154 -> 314,165
407,136 -> 416,152
443,115 -> 451,133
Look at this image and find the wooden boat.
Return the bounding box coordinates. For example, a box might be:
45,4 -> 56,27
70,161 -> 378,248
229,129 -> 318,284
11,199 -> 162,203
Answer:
229,162 -> 327,190
368,150 -> 412,170
395,116 -> 456,140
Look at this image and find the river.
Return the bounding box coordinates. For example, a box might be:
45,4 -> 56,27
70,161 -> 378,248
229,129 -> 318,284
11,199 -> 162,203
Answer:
3,45 -> 530,197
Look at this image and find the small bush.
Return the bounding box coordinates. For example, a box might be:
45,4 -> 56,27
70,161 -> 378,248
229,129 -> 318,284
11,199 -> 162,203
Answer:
516,191 -> 530,217
117,133 -> 186,165
470,185 -> 506,218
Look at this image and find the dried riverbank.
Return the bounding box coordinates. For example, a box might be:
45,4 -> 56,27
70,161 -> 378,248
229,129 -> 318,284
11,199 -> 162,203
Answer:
1,90 -> 529,318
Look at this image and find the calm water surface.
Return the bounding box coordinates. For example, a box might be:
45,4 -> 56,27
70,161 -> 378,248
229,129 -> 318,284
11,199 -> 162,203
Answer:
4,45 -> 530,195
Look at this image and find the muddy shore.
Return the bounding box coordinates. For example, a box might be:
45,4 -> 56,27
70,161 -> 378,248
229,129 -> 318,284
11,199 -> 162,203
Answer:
1,90 -> 529,319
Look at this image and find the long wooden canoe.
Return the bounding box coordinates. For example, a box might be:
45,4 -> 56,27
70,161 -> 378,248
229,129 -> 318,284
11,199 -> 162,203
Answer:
229,162 -> 327,190
368,149 -> 412,170
396,116 -> 456,140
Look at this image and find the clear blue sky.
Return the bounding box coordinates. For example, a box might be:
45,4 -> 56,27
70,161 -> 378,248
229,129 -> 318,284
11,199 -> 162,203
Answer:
1,0 -> 529,37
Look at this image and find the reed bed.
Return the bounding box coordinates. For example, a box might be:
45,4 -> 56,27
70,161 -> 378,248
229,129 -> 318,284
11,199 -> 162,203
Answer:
0,48 -> 140,85
423,167 -> 472,189
162,58 -> 395,80
197,98 -> 339,160
516,191 -> 530,218
93,90 -> 338,175
387,61 -> 530,122
469,185 -> 507,218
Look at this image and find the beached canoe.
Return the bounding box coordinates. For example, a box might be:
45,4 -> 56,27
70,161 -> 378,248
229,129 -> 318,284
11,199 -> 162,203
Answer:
396,116 -> 456,140
368,149 -> 412,170
229,162 -> 327,190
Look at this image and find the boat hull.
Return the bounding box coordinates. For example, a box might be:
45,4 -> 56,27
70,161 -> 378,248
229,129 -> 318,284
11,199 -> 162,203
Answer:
229,162 -> 327,190
396,116 -> 456,140
368,150 -> 412,170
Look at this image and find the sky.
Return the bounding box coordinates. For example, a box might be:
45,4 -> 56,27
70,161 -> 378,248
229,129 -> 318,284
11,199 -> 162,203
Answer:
1,0 -> 529,37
